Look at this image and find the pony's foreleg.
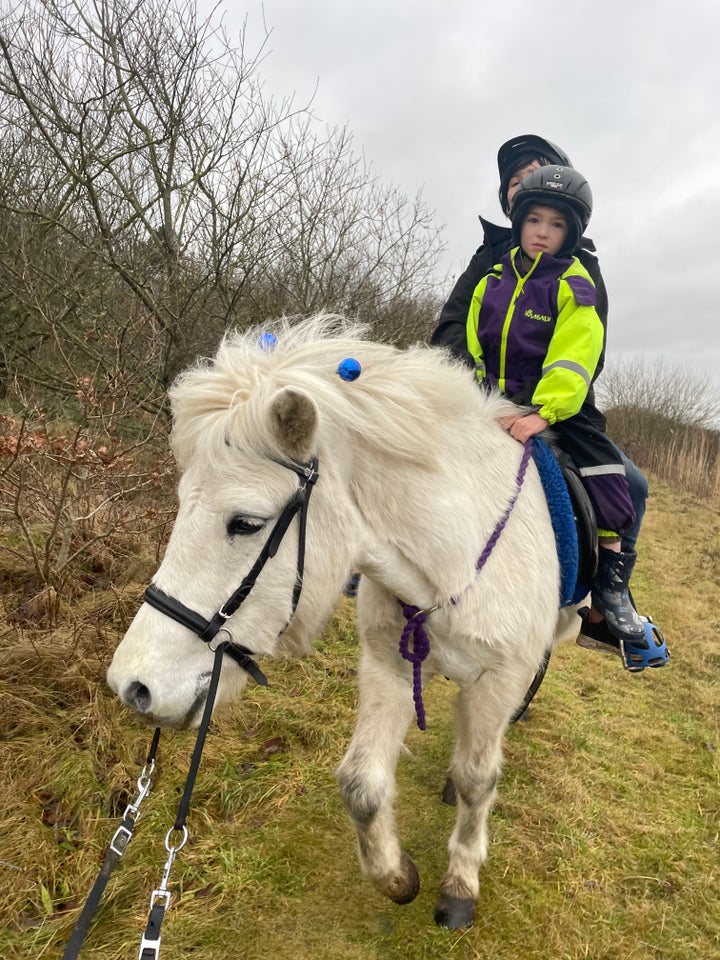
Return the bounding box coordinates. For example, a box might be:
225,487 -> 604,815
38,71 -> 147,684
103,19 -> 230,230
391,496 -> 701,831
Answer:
336,650 -> 419,905
436,665 -> 534,929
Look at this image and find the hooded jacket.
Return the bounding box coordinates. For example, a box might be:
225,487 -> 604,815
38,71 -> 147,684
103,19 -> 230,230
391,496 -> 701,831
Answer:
466,247 -> 603,425
431,217 -> 608,385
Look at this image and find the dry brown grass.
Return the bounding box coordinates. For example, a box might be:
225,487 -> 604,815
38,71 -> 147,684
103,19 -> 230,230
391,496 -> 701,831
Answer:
604,406 -> 720,502
655,430 -> 720,502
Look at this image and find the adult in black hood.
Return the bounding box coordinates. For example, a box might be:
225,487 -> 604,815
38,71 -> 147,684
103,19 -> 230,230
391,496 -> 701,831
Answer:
431,134 -> 662,666
497,133 -> 572,215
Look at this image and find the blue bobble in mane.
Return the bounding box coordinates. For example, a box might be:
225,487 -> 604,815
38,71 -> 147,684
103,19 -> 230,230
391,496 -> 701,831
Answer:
337,357 -> 362,382
258,332 -> 278,351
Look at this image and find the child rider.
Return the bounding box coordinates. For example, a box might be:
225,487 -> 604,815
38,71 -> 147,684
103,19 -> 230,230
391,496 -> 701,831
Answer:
465,164 -> 650,657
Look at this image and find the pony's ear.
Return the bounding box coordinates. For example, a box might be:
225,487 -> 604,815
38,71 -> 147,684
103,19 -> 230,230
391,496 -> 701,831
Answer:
268,387 -> 318,461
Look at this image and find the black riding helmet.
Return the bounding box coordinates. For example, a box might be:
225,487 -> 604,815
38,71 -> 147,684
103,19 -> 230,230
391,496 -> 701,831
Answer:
510,165 -> 593,258
497,134 -> 572,216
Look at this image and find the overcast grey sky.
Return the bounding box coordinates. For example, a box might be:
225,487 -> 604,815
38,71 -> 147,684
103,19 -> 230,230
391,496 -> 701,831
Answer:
223,0 -> 720,391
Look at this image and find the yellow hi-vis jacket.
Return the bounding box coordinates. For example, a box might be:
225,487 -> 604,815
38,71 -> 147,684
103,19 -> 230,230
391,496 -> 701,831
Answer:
466,248 -> 604,424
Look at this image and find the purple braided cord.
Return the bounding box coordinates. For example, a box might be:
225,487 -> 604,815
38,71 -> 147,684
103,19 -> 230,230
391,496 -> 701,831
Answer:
399,604 -> 430,730
398,438 -> 534,730
475,438 -> 533,573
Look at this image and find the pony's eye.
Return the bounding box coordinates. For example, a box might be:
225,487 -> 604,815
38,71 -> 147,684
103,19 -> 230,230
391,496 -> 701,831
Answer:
226,514 -> 266,537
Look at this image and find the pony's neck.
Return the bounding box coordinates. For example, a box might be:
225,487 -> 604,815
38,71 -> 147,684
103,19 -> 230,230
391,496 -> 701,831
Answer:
357,542 -> 439,609
347,404 -> 511,606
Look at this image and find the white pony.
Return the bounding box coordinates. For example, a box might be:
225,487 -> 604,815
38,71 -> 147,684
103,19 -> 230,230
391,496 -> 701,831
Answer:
107,315 -> 580,929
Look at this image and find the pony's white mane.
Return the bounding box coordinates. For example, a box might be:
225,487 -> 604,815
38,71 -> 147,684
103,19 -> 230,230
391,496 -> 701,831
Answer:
169,314 -> 516,468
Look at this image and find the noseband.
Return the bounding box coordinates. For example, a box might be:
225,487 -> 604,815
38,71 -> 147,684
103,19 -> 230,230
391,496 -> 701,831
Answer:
144,456 -> 319,686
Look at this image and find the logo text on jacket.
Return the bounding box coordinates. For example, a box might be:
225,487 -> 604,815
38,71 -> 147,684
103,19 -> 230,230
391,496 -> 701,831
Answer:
524,309 -> 552,323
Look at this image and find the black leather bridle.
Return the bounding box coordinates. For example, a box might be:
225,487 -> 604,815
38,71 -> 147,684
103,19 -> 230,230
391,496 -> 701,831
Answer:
63,455 -> 319,959
143,456 -> 320,687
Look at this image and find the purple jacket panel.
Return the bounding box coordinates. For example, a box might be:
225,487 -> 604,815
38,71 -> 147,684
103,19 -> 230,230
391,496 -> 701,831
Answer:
476,251 -> 575,395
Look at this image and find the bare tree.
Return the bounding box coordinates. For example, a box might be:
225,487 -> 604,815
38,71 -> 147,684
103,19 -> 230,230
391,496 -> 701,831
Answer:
247,123 -> 445,336
0,0 -> 445,378
0,0 -> 308,383
596,356 -> 720,498
597,356 -> 720,430
0,0 -> 446,611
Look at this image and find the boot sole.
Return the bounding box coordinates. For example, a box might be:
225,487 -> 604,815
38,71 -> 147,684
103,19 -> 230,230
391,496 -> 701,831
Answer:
576,633 -> 622,658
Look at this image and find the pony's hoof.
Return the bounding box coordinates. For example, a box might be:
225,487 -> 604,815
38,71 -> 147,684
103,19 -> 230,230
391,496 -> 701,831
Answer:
434,894 -> 476,929
440,776 -> 457,806
378,851 -> 420,905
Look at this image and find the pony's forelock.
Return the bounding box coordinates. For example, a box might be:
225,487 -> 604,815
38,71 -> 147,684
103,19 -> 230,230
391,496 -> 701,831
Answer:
168,313 -> 513,468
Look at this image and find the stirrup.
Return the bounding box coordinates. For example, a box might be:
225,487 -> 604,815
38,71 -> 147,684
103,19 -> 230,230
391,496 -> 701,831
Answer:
618,616 -> 670,672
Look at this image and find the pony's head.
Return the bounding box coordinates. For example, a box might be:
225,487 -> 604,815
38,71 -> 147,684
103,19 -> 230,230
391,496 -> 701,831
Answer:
107,315 -> 513,726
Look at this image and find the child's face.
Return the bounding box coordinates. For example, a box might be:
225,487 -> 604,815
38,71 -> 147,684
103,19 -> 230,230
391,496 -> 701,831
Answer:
507,160 -> 543,208
520,204 -> 568,258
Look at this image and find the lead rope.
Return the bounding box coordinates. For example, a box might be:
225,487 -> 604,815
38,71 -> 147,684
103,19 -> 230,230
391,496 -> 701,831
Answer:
61,644 -> 227,960
61,728 -> 161,960
138,640 -> 227,960
400,438 -> 534,730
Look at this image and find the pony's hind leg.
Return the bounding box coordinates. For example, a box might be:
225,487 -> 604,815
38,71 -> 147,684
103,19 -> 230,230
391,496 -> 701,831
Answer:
435,663 -> 535,929
336,649 -> 419,905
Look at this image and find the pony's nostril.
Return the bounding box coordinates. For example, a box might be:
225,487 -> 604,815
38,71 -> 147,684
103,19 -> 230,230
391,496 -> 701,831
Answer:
124,680 -> 152,713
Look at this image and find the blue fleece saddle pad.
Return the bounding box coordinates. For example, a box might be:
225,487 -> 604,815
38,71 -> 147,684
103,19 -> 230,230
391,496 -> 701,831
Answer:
531,437 -> 591,607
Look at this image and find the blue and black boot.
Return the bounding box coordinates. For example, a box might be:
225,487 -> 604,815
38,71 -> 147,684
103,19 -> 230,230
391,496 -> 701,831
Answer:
343,572 -> 361,598
591,548 -> 645,643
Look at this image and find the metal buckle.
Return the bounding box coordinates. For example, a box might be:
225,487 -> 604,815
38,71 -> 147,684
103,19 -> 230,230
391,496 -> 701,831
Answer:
110,822 -> 133,856
149,888 -> 172,910
208,627 -> 232,652
138,930 -> 163,960
302,462 -> 319,484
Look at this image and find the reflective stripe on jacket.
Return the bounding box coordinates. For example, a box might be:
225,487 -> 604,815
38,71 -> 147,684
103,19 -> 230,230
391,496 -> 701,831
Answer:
465,247 -> 604,425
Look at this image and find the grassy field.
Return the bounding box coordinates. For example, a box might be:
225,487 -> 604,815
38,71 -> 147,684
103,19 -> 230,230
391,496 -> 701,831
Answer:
1,477 -> 718,960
